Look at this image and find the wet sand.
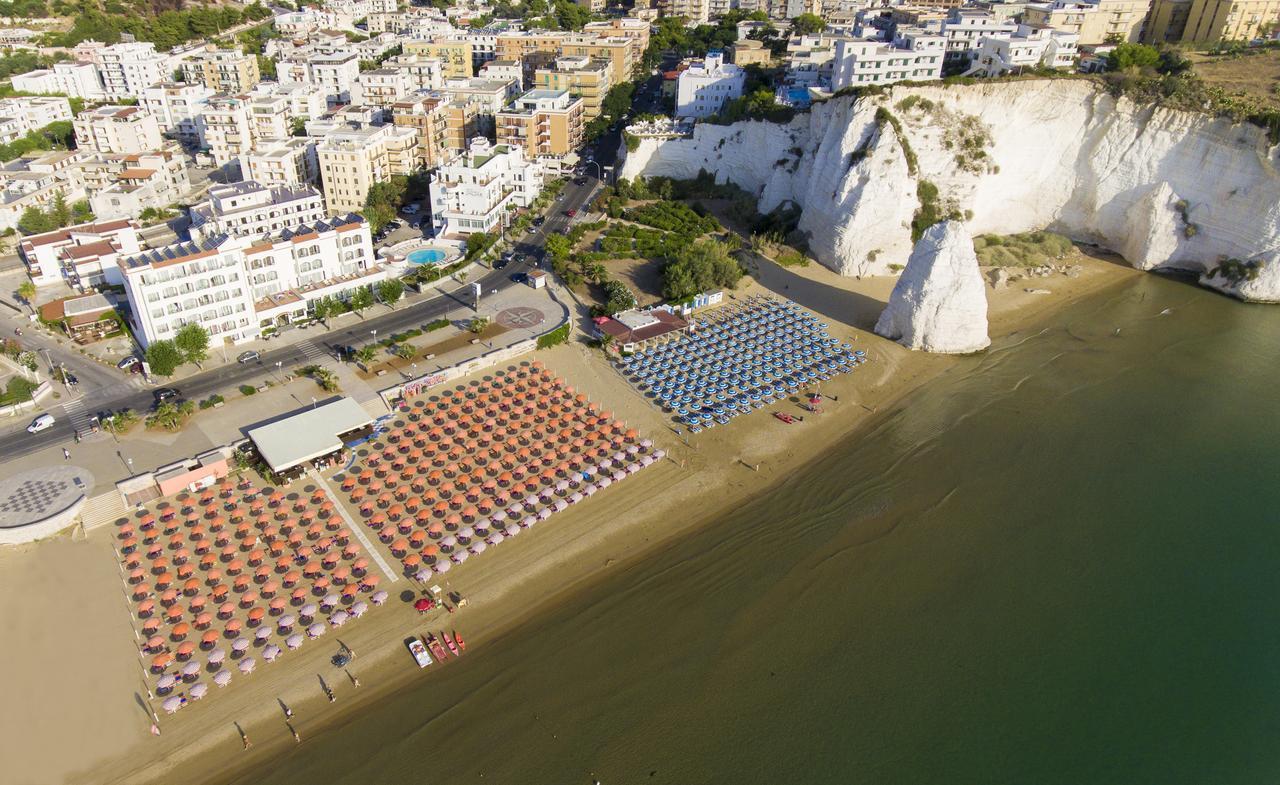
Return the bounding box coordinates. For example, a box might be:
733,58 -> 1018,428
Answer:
0,255 -> 1137,785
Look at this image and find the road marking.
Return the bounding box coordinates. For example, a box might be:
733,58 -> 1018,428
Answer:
298,341 -> 327,363
310,472 -> 399,583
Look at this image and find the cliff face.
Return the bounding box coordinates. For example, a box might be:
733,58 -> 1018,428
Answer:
875,221 -> 990,353
619,79 -> 1280,302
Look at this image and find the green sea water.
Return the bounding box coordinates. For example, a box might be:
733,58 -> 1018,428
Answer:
235,273 -> 1280,785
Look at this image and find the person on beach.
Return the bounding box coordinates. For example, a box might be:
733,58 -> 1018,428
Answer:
63,448 -> 70,461
242,733 -> 252,750
288,722 -> 300,743
347,670 -> 360,688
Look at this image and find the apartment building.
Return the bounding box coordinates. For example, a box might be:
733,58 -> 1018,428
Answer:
11,61 -> 106,100
560,36 -> 634,86
241,138 -> 320,188
316,123 -> 420,213
391,93 -> 451,168
276,51 -> 361,104
183,46 -> 263,94
189,181 -> 327,242
1145,0 -> 1279,42
966,23 -> 1080,74
441,77 -> 521,135
1022,0 -> 1152,44
535,56 -> 614,121
404,39 -> 475,78
383,53 -> 446,90
583,18 -> 652,61
938,9 -> 1019,65
274,8 -> 345,35
479,59 -> 525,85
351,68 -> 413,110
495,31 -> 569,75
496,89 -> 586,163
428,137 -> 544,237
729,39 -> 773,65
0,97 -> 72,142
202,95 -> 254,169
141,82 -> 214,147
86,149 -> 191,222
92,42 -> 169,100
247,82 -> 328,140
20,218 -> 141,288
73,105 -> 164,155
666,0 -> 711,23
676,52 -> 747,119
829,32 -> 946,89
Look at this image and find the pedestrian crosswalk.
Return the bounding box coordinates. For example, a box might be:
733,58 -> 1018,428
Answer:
61,395 -> 94,433
298,341 -> 327,364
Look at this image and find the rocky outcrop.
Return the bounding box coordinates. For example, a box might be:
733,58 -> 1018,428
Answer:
874,221 -> 990,353
619,79 -> 1280,302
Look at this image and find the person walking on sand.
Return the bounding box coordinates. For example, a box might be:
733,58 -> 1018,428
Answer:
288,722 -> 300,743
346,669 -> 360,688
242,732 -> 252,750
63,448 -> 70,461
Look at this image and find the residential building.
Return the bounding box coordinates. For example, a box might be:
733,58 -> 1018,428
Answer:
0,97 -> 72,141
666,0 -> 710,24
479,59 -> 525,85
966,23 -> 1080,74
189,181 -> 327,242
19,218 -> 141,288
829,32 -> 946,89
39,292 -> 120,344
391,93 -> 451,167
274,8 -> 346,35
443,99 -> 482,151
676,52 -> 747,119
560,35 -> 634,86
201,95 -> 254,170
583,18 -> 652,61
1022,0 -> 1152,44
577,0 -> 607,12
92,42 -> 169,100
1145,0 -> 1279,42
496,89 -> 586,163
429,137 -> 544,237
86,149 -> 191,222
141,82 -> 214,147
939,9 -> 1019,65
351,68 -> 413,110
316,123 -> 420,213
73,105 -> 164,155
241,138 -> 321,188
383,53 -> 446,91
247,82 -> 328,140
441,77 -> 521,135
309,51 -> 362,104
729,39 -> 773,66
121,213 -> 384,347
11,61 -> 105,100
182,46 -> 263,93
496,31 -> 569,75
534,56 -> 614,120
404,39 -> 475,78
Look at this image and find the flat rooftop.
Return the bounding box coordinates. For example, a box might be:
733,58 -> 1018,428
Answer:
247,398 -> 374,473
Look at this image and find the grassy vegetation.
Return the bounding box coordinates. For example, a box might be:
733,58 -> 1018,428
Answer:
973,232 -> 1075,267
537,323 -> 570,349
0,376 -> 37,407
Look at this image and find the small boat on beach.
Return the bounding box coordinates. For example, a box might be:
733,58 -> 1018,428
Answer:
406,637 -> 432,669
425,632 -> 449,660
773,412 -> 796,424
442,631 -> 460,657
453,630 -> 466,653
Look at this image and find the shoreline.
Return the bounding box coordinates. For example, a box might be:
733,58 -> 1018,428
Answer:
15,253 -> 1135,785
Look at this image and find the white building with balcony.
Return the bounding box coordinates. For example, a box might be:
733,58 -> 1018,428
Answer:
141,82 -> 214,147
965,24 -> 1079,76
429,137 -> 543,237
676,51 -> 746,120
189,180 -> 328,242
11,61 -> 106,100
0,97 -> 72,142
92,41 -> 169,100
19,218 -> 142,288
73,105 -> 165,155
829,31 -> 946,90
241,138 -> 320,188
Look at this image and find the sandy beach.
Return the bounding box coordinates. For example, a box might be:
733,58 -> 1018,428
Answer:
0,249 -> 1137,785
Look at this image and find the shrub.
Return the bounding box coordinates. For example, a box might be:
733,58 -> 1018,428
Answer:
537,323 -> 571,349
197,394 -> 224,410
425,318 -> 449,332
239,384 -> 257,396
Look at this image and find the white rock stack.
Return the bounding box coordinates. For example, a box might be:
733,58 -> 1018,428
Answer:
874,221 -> 990,353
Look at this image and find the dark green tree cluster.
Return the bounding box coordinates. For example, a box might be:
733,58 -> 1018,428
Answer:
662,239 -> 744,301
17,193 -> 92,235
0,119 -> 74,164
0,50 -> 68,80
45,2 -> 272,49
585,81 -> 635,139
0,0 -> 49,18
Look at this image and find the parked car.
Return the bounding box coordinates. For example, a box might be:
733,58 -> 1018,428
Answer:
532,215 -> 545,227
564,209 -> 577,218
509,272 -> 526,284
27,413 -> 55,433
117,356 -> 140,370
402,204 -> 421,215
236,350 -> 261,364
573,176 -> 588,186
154,387 -> 180,404
386,220 -> 402,231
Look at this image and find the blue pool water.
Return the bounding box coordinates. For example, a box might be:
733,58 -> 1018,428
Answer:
407,248 -> 446,265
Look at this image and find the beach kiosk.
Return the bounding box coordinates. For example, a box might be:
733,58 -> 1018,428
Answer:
246,398 -> 374,480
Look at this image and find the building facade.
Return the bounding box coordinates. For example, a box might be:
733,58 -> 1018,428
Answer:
182,47 -> 263,93
73,105 -> 165,155
19,218 -> 142,288
141,82 -> 214,147
93,42 -> 169,100
429,137 -> 544,237
316,123 -> 420,213
676,52 -> 747,119
189,181 -> 328,242
496,89 -> 586,162
534,55 -> 614,120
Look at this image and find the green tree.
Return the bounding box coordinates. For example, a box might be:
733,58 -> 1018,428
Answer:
173,323 -> 209,366
312,296 -> 334,324
377,278 -> 404,308
1105,42 -> 1161,72
354,344 -> 378,364
71,200 -> 93,223
349,286 -> 374,317
600,280 -> 636,315
467,315 -> 491,333
144,339 -> 183,376
290,117 -> 306,137
790,13 -> 825,34
17,206 -> 52,235
146,400 -> 195,431
390,342 -> 414,359
544,233 -> 572,264
16,280 -> 36,307
49,191 -> 70,227
662,238 -> 743,300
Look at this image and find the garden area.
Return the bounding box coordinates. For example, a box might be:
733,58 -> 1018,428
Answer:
351,319 -> 509,380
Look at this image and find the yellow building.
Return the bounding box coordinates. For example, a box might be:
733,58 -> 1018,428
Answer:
1022,0 -> 1152,44
534,55 -> 614,120
583,18 -> 652,61
404,39 -> 474,79
444,101 -> 481,151
392,94 -> 450,168
560,35 -> 634,85
182,46 -> 261,94
496,31 -> 569,75
496,89 -> 585,162
1145,0 -> 1280,42
316,123 -> 420,214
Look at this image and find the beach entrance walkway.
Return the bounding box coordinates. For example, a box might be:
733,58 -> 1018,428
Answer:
310,470 -> 398,584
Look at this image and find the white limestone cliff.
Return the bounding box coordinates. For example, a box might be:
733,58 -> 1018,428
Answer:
874,221 -> 990,353
619,79 -> 1280,302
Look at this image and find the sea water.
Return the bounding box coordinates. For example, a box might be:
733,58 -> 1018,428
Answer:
235,273 -> 1280,785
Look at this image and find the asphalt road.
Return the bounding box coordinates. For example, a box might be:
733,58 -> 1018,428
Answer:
0,175 -> 604,460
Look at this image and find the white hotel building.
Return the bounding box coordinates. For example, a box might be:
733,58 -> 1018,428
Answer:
428,137 -> 543,238
188,181 -> 328,242
122,213 -> 385,347
675,51 -> 746,120
829,31 -> 946,90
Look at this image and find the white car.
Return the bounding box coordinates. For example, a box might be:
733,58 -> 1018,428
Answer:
27,413 -> 55,433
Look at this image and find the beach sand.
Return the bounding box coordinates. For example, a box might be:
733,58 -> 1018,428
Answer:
0,251 -> 1137,785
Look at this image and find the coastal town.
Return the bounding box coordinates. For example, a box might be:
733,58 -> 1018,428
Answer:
0,0 -> 1279,779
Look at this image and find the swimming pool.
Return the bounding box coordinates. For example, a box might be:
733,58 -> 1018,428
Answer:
407,248 -> 447,265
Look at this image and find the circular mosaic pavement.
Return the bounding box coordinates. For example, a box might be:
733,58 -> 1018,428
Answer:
495,307 -> 545,330
0,465 -> 94,530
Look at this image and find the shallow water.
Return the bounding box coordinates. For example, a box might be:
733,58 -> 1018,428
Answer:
235,274 -> 1280,785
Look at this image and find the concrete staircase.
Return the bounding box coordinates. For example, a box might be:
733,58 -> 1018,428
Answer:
79,490 -> 126,532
